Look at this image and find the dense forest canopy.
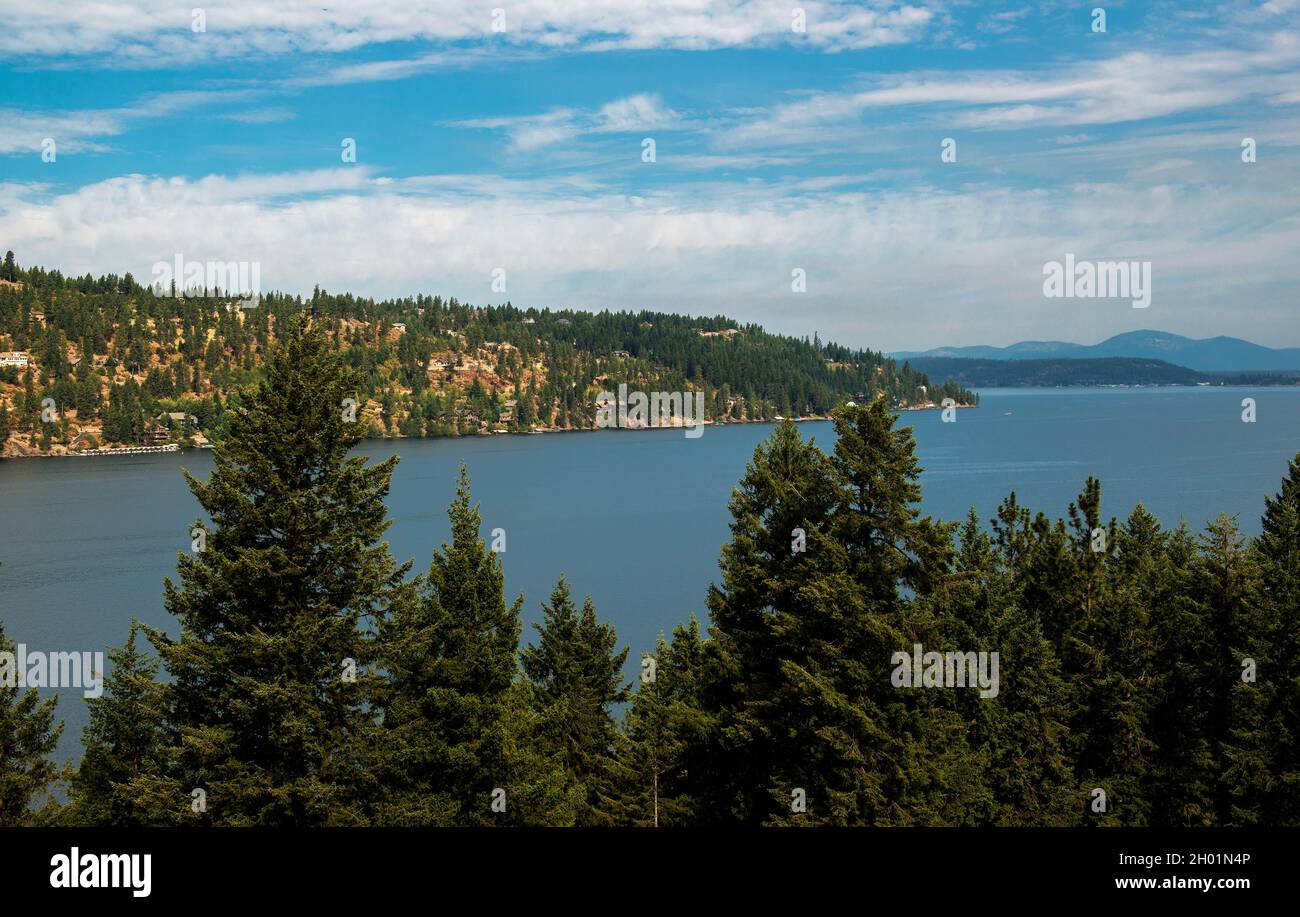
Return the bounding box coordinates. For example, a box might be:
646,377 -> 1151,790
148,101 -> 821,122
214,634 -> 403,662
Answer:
0,252 -> 974,455
1,319 -> 1296,827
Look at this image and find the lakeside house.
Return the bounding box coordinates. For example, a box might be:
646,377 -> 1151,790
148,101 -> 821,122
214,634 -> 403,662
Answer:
0,351 -> 29,367
157,411 -> 198,426
144,411 -> 197,444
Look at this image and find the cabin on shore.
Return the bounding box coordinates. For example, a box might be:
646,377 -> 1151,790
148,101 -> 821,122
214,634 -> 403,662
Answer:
157,411 -> 198,426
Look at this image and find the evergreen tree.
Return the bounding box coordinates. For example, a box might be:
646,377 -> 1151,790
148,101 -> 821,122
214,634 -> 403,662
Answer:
702,405 -> 982,826
520,576 -> 630,826
0,619 -> 64,825
1194,514 -> 1264,824
377,464 -> 525,826
935,510 -> 1076,825
137,316 -> 408,826
496,678 -> 580,826
616,619 -> 711,826
1253,455 -> 1300,824
1138,515 -> 1218,825
67,624 -> 166,826
698,419 -> 838,822
1058,481 -> 1156,825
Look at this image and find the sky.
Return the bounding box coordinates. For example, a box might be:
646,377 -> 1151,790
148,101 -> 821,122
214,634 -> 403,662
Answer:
0,0 -> 1298,352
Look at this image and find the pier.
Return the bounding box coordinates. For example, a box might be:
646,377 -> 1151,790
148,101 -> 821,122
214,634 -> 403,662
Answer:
66,444 -> 181,457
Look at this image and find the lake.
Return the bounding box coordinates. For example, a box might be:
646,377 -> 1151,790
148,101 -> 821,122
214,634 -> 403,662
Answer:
3,385 -> 1299,764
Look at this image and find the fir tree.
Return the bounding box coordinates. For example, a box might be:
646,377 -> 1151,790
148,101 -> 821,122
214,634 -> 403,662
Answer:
496,678 -> 580,826
67,624 -> 166,826
699,419 -> 839,823
1132,515 -> 1218,825
1195,514 -> 1265,824
1053,482 -> 1156,825
936,510 -> 1076,825
377,464 -> 524,826
616,619 -> 712,826
703,406 -> 982,826
139,315 -> 409,826
1253,455 -> 1300,824
0,619 -> 64,825
520,576 -> 630,826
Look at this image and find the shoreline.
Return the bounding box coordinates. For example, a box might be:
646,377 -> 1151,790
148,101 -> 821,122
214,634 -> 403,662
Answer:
1,407 -> 969,460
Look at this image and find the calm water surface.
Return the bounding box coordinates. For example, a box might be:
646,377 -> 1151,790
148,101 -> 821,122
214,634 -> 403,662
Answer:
3,386 -> 1299,762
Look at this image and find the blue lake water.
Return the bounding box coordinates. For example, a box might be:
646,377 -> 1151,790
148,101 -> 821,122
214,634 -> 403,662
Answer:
3,386 -> 1299,764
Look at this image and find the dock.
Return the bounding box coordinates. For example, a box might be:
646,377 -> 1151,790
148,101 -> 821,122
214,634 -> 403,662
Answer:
66,444 -> 181,457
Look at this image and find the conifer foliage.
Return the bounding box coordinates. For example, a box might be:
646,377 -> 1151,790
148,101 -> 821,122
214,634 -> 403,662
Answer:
4,326 -> 1298,827
140,315 -> 407,826
0,619 -> 63,825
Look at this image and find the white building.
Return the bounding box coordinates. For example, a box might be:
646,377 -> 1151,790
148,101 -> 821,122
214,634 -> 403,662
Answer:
0,351 -> 28,367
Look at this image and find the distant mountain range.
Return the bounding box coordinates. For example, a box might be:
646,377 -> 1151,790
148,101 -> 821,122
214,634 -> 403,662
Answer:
903,357 -> 1204,388
892,330 -> 1300,373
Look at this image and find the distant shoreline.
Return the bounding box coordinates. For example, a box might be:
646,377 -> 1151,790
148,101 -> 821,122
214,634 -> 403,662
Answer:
1,406 -> 976,461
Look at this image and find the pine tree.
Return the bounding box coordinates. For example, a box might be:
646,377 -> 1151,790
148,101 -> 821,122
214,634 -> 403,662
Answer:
1179,514 -> 1261,825
0,402 -> 10,457
1059,481 -> 1156,826
496,678 -> 580,826
936,510 -> 1076,825
699,419 -> 839,822
784,400 -> 979,826
702,405 -> 982,826
67,624 -> 166,826
377,464 -> 524,825
138,315 -> 409,826
0,619 -> 64,825
616,620 -> 712,826
1253,455 -> 1300,825
1139,515 -> 1218,826
520,576 -> 630,826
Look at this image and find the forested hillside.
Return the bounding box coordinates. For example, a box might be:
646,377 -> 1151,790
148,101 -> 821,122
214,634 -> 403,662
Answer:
0,252 -> 975,456
3,319 -> 1295,827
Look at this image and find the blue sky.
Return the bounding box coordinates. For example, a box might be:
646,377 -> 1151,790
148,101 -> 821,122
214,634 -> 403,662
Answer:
1,0 -> 1298,351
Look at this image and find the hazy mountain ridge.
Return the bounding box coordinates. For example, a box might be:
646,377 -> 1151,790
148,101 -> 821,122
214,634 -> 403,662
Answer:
903,356 -> 1205,388
893,330 -> 1300,372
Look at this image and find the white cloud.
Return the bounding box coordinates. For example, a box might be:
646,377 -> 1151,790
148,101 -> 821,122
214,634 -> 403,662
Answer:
0,1 -> 937,63
725,33 -> 1300,144
3,165 -> 1298,350
449,93 -> 681,152
0,89 -> 264,155
220,107 -> 297,124
593,94 -> 680,133
0,109 -> 123,155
